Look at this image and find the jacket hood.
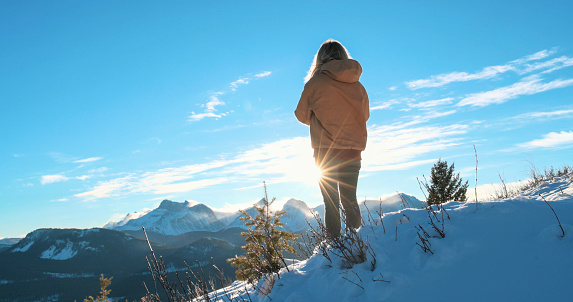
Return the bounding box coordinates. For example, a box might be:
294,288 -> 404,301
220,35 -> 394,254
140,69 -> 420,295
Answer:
320,59 -> 362,83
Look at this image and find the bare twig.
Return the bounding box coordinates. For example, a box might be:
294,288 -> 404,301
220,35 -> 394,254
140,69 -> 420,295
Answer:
351,271 -> 363,283
366,235 -> 377,271
397,192 -> 411,208
539,193 -> 565,237
307,210 -> 374,268
363,203 -> 377,232
416,177 -> 429,205
498,171 -> 509,198
473,144 -> 478,209
376,199 -> 386,234
373,273 -> 391,283
340,271 -> 364,290
415,225 -> 434,254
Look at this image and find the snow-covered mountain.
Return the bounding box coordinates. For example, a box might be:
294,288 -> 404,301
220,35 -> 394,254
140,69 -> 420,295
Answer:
223,198 -> 267,230
103,211 -> 150,229
360,192 -> 425,214
106,194 -> 425,236
280,198 -> 318,232
211,173 -> 573,302
111,199 -> 225,235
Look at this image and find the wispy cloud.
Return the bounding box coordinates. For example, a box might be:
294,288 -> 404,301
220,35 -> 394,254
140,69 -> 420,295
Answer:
189,112 -> 227,121
204,94 -> 225,111
486,109 -> 573,131
75,160 -> 232,200
363,123 -> 469,172
514,109 -> 573,119
409,97 -> 454,108
134,161 -> 231,193
75,175 -> 135,199
41,174 -> 69,185
189,71 -> 272,121
457,76 -> 573,107
255,71 -> 272,78
405,49 -> 569,90
406,65 -> 514,90
510,49 -> 556,64
222,137 -> 316,186
73,157 -> 102,163
521,56 -> 573,75
515,131 -> 573,150
41,165 -> 108,185
40,173 -> 101,185
230,78 -> 249,91
189,92 -> 227,121
49,198 -> 69,203
371,99 -> 403,111
74,117 -> 470,201
88,167 -> 109,174
140,178 -> 229,194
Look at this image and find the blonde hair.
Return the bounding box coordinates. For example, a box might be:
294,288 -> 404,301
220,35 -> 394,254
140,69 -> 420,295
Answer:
304,39 -> 351,83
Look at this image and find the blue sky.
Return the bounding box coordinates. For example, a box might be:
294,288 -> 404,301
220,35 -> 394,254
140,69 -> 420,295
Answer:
2,1 -> 573,238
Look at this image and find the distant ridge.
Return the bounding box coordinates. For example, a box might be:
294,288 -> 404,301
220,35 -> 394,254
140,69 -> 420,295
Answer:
105,194 -> 424,236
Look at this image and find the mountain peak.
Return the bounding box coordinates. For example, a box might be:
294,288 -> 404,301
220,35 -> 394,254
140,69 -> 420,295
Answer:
188,203 -> 212,214
184,200 -> 199,207
283,198 -> 310,211
158,199 -> 187,211
158,199 -> 203,212
254,198 -> 266,207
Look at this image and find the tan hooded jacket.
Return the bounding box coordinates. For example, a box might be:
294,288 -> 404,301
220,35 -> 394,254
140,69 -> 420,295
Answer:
295,59 -> 369,152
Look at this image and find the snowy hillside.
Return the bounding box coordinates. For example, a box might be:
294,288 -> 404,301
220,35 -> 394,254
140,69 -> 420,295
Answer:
211,174 -> 573,302
10,228 -> 109,260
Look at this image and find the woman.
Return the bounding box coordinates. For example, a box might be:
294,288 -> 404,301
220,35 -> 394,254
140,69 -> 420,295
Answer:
295,39 -> 369,238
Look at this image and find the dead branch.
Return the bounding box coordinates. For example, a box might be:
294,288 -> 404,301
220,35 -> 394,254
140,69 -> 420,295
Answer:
539,193 -> 565,237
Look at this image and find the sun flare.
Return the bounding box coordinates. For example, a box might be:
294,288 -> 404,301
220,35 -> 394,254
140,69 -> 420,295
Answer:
287,156 -> 323,187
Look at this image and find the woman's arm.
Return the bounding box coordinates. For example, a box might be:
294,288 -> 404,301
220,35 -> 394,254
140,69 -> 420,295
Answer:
363,87 -> 370,122
295,83 -> 313,125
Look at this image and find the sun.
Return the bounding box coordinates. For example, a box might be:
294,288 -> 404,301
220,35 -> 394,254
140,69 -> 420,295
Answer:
302,163 -> 323,186
286,156 -> 323,187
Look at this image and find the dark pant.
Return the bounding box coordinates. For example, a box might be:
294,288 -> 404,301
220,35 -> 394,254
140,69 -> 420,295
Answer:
316,156 -> 362,237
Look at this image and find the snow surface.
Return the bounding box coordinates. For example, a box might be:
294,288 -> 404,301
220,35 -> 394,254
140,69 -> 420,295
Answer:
43,272 -> 95,278
40,240 -> 78,260
104,211 -> 151,229
208,174 -> 573,302
11,240 -> 34,252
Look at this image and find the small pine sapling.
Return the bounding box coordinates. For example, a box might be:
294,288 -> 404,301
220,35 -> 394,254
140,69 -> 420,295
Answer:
227,182 -> 298,284
424,159 -> 469,205
83,274 -> 112,302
